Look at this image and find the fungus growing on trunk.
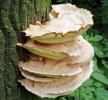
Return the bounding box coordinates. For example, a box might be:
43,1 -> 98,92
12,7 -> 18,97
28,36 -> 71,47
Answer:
17,3 -> 94,97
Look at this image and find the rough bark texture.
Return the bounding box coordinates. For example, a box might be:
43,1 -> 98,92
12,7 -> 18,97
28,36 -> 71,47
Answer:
0,0 -> 51,100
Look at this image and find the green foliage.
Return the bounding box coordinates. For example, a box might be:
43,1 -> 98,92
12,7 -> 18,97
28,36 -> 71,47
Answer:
102,0 -> 108,24
92,72 -> 108,85
95,88 -> 108,100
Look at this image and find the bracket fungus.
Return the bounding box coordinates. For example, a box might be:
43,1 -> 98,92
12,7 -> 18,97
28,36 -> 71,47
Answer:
17,3 -> 94,97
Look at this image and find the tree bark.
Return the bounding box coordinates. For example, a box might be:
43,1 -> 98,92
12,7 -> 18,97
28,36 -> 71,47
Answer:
0,0 -> 51,100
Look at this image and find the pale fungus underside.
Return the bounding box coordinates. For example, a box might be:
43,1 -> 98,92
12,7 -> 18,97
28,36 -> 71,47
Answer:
17,3 -> 94,97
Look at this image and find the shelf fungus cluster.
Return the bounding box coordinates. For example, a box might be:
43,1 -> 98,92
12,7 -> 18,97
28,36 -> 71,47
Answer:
17,4 -> 94,97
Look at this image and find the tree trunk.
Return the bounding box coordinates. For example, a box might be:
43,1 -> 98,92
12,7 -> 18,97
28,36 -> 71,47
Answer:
0,0 -> 51,100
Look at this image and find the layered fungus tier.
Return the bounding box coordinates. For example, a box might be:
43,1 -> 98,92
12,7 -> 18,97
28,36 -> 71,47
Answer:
17,3 -> 94,97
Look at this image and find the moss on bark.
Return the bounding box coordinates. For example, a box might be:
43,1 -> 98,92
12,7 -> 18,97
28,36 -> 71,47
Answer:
0,0 -> 51,100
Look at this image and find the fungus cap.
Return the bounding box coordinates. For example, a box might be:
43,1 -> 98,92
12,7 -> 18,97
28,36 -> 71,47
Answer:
19,60 -> 82,77
19,61 -> 93,97
24,3 -> 93,37
18,36 -> 94,63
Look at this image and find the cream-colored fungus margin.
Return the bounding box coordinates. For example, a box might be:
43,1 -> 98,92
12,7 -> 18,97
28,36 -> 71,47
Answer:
19,61 -> 93,97
24,3 -> 93,37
